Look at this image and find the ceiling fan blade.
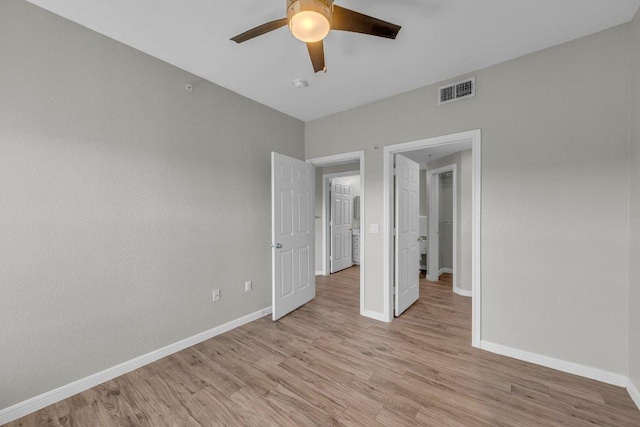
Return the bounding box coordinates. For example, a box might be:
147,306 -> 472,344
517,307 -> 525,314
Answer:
331,5 -> 401,39
231,18 -> 289,43
307,40 -> 326,73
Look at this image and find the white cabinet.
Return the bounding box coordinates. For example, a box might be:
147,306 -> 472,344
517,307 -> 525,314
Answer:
352,231 -> 360,265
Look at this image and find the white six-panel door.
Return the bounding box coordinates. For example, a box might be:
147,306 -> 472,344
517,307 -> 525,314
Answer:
330,177 -> 353,273
395,154 -> 420,316
271,152 -> 315,321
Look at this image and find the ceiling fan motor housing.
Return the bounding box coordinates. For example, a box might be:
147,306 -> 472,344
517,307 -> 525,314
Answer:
286,0 -> 333,25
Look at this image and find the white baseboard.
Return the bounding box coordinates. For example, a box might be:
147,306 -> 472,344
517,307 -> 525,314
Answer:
0,306 -> 272,425
439,268 -> 453,275
453,286 -> 472,297
628,378 -> 640,410
361,309 -> 390,323
315,270 -> 325,276
480,340 -> 627,387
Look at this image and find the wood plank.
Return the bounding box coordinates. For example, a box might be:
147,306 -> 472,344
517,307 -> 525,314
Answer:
7,268 -> 640,427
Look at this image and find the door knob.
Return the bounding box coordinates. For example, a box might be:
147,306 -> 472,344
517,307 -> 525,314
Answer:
271,243 -> 283,249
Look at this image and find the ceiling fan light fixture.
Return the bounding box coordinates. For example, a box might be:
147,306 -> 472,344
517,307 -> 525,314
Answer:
287,0 -> 332,43
231,0 -> 401,73
290,11 -> 330,42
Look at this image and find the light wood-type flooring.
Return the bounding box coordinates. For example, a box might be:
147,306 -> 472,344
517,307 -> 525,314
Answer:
6,267 -> 640,426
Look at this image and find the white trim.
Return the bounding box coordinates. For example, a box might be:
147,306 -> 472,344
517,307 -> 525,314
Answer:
361,309 -> 388,323
453,287 -> 472,297
480,340 -> 628,387
471,132 -> 482,348
306,151 -> 368,321
438,268 -> 453,275
322,170 -> 360,276
315,270 -> 324,276
383,130 -> 481,347
628,378 -> 640,410
0,306 -> 272,425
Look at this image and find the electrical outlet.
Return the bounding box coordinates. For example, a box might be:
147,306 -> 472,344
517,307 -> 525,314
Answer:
245,280 -> 252,292
212,289 -> 220,302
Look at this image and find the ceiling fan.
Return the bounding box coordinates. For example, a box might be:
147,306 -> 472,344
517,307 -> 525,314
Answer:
230,0 -> 401,73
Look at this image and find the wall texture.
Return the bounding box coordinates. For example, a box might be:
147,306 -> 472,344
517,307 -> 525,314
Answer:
0,0 -> 304,410
306,25 -> 631,375
629,8 -> 640,391
350,177 -> 362,231
439,173 -> 454,270
419,170 -> 427,216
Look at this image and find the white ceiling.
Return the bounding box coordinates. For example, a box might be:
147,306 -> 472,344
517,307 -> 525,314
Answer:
401,141 -> 472,169
26,0 -> 640,121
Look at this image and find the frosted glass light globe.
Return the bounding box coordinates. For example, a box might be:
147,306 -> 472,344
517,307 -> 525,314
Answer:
290,11 -> 330,43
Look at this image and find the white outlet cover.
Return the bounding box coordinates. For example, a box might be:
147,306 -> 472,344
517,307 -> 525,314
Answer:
370,224 -> 380,234
245,281 -> 252,292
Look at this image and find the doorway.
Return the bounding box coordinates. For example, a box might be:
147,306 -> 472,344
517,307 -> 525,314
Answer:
383,130 -> 481,347
323,172 -> 360,274
427,165 -> 458,292
306,151 -> 367,317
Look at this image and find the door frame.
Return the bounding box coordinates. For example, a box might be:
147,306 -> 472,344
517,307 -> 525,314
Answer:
306,151 -> 370,319
323,171 -> 359,276
383,130 -> 481,347
426,165 -> 458,293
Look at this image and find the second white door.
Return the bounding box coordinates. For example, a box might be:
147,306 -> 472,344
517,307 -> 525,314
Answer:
395,154 -> 420,316
330,177 -> 353,273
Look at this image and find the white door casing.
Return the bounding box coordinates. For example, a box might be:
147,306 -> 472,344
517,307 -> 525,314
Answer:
271,152 -> 315,321
382,130 -> 480,343
395,154 -> 420,316
330,177 -> 353,273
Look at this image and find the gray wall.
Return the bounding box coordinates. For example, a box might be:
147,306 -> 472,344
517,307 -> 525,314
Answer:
0,0 -> 304,410
425,151 -> 473,291
629,9 -> 640,391
306,25 -> 631,374
350,178 -> 361,230
439,173 -> 454,270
